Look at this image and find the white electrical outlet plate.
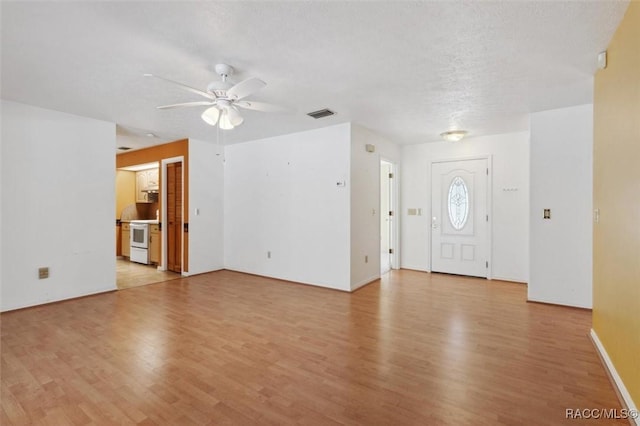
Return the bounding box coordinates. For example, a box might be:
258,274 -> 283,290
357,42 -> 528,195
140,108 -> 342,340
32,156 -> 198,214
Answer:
597,51 -> 607,69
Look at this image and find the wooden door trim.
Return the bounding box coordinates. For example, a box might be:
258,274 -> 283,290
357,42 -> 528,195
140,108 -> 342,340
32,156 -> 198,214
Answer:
161,156 -> 185,275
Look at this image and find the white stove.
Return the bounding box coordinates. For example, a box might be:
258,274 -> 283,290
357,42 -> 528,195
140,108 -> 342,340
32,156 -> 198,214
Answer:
129,220 -> 158,264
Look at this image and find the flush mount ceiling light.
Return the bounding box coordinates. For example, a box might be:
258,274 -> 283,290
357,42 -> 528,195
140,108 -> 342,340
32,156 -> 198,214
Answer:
440,130 -> 468,142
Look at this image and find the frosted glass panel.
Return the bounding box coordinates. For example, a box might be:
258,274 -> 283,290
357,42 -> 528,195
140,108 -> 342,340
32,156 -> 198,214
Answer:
447,176 -> 469,230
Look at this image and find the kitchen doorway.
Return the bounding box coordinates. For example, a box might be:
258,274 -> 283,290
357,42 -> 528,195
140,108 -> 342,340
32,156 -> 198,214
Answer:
115,139 -> 189,289
115,161 -> 181,289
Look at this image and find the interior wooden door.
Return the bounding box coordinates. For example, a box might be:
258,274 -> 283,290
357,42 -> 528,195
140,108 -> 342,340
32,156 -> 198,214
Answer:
167,162 -> 182,273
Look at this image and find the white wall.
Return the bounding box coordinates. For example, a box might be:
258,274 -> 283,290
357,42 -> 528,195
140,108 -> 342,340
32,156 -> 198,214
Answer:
224,124 -> 352,291
401,132 -> 529,282
529,104 -> 593,308
0,102 -> 3,304
350,124 -> 400,290
188,138 -> 224,275
1,100 -> 116,311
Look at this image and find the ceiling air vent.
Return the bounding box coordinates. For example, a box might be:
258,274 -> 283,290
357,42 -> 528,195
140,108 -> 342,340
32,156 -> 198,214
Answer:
307,108 -> 335,119
117,146 -> 132,151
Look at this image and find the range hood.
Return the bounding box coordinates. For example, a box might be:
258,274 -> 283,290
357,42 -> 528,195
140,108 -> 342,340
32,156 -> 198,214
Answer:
142,186 -> 159,193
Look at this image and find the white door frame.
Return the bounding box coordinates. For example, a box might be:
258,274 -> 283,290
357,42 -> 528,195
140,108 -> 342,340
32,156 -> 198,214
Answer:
160,156 -> 186,276
428,155 -> 493,279
381,158 -> 400,270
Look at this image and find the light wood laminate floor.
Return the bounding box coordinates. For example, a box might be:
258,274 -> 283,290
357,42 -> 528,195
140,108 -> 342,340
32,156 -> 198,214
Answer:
116,259 -> 181,290
1,270 -> 624,425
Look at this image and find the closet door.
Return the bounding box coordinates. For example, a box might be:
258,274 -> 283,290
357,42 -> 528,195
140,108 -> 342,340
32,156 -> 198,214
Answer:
167,162 -> 183,273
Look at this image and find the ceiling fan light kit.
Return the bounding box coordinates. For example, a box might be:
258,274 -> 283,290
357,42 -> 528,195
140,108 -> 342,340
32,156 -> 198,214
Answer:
201,107 -> 220,126
147,64 -> 286,130
440,130 -> 468,142
219,111 -> 234,130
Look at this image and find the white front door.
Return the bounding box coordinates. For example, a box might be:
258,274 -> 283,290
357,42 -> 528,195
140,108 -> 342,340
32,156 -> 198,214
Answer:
431,158 -> 489,278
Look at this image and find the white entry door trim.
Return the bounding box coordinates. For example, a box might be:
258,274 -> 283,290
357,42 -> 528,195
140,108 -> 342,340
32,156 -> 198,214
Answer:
428,155 -> 493,279
380,158 -> 400,273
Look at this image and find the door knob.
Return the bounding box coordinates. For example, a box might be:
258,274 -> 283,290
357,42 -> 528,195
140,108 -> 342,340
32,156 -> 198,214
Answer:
432,216 -> 438,229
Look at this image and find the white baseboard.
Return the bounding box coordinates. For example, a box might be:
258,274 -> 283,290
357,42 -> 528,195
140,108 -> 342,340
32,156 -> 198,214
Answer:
399,265 -> 430,272
590,329 -> 639,426
527,296 -> 591,309
351,275 -> 380,291
491,275 -> 527,284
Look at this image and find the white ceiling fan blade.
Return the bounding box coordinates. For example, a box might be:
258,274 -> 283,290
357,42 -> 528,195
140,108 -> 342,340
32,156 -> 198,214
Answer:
201,107 -> 220,126
235,101 -> 289,113
219,109 -> 235,130
226,106 -> 244,126
157,101 -> 215,110
226,77 -> 266,100
144,74 -> 216,100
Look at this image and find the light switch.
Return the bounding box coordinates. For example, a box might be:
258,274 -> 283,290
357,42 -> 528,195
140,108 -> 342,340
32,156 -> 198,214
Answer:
543,209 -> 551,219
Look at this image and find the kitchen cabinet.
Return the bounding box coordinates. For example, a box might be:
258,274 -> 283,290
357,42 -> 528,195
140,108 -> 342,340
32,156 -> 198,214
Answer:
149,224 -> 161,264
135,172 -> 148,203
135,168 -> 159,203
121,222 -> 130,257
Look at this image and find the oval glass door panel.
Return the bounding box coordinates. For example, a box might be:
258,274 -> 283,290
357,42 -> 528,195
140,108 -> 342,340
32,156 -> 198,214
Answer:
447,176 -> 469,230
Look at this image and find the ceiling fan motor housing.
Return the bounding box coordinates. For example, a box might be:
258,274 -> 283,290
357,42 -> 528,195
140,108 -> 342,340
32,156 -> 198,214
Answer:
207,80 -> 233,97
207,64 -> 236,97
214,63 -> 234,78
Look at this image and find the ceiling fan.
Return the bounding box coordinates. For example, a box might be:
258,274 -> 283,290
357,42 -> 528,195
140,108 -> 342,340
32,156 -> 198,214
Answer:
145,64 -> 287,130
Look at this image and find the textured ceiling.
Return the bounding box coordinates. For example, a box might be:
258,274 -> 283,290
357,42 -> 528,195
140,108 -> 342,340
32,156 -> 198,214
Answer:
0,1 -> 629,149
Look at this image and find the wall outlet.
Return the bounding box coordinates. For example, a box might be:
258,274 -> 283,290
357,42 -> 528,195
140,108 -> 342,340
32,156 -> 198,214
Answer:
543,209 -> 551,219
267,251 -> 271,259
38,267 -> 49,279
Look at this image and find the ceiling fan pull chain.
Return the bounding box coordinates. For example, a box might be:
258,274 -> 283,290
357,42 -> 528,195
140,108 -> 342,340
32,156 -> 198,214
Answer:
216,120 -> 220,153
